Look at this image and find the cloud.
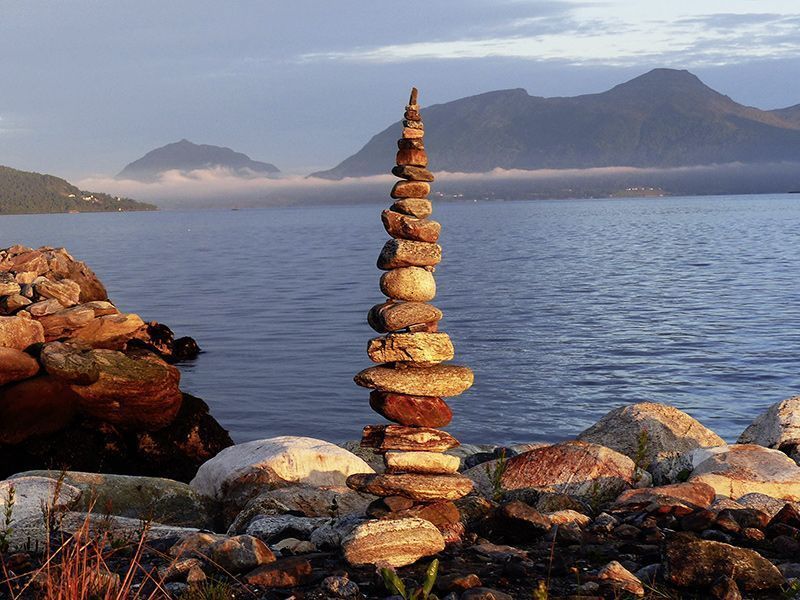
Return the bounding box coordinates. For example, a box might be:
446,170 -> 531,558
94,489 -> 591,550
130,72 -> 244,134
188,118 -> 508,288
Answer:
77,161 -> 800,209
298,4 -> 800,68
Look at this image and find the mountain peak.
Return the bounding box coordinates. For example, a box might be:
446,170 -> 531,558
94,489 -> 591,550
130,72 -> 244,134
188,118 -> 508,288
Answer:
117,141 -> 280,182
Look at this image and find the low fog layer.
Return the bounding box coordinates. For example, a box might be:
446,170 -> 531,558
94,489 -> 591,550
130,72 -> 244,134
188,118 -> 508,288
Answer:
78,162 -> 800,209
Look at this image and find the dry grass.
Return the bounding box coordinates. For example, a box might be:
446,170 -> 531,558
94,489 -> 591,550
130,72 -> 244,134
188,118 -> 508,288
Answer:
0,510 -> 170,600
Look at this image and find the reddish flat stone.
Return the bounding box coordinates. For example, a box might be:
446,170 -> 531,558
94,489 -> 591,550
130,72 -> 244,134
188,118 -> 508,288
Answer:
390,181 -> 430,199
367,301 -> 442,333
396,148 -> 428,167
382,210 -> 440,243
369,391 -> 453,427
347,472 -> 473,502
361,424 -> 459,453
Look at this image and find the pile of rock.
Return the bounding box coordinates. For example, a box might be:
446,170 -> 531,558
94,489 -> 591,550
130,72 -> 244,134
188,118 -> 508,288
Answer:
344,89 -> 475,566
0,245 -> 231,480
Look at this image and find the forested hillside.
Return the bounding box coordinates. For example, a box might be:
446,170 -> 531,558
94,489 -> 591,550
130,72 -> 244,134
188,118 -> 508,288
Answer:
0,166 -> 155,214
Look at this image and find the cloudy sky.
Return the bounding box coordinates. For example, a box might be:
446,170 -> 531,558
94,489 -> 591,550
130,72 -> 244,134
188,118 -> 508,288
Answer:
1,0 -> 800,181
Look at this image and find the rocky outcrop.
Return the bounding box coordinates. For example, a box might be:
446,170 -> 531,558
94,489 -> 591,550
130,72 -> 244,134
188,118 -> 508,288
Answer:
577,402 -> 724,479
0,245 -> 226,480
689,444 -> 800,500
739,396 -> 800,460
500,441 -> 640,502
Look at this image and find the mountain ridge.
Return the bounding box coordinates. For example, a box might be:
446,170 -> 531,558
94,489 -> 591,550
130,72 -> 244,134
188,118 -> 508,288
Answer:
311,69 -> 800,179
117,139 -> 280,182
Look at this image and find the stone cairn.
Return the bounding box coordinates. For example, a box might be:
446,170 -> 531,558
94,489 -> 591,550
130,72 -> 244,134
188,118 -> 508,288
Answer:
344,89 -> 475,563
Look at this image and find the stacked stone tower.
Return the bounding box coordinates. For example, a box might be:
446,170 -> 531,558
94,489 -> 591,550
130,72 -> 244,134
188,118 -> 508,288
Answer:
347,88 -> 475,541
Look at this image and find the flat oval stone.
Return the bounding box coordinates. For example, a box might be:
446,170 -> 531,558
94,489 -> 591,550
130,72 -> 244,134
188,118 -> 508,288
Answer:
391,198 -> 433,219
379,267 -> 436,302
367,332 -> 453,364
369,391 -> 453,427
342,517 -> 444,568
368,301 -> 443,333
397,138 -> 424,150
392,165 -> 434,182
402,127 -> 424,139
381,211 -> 441,243
361,424 -> 460,453
396,148 -> 428,167
355,364 -> 474,397
378,239 -> 441,270
347,472 -> 474,502
390,181 -> 430,199
384,451 -> 461,474
403,120 -> 424,130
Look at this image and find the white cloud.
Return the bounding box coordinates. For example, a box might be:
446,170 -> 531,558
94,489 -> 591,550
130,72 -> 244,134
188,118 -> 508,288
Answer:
298,2 -> 800,67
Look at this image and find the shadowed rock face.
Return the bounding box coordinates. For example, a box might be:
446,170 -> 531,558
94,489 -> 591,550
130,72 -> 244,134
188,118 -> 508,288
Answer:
0,393 -> 232,482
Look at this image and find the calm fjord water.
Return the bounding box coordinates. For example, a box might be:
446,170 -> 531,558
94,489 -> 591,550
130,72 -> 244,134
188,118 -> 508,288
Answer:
3,194 -> 800,445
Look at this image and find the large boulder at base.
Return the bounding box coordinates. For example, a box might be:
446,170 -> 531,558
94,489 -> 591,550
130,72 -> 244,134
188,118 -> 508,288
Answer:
577,402 -> 724,476
665,533 -> 784,592
0,347 -> 39,385
739,396 -> 800,455
227,485 -> 371,534
190,437 -> 375,512
11,512 -> 197,553
0,315 -> 44,350
342,517 -> 445,567
14,470 -> 217,529
0,393 -> 232,483
0,375 -> 80,444
69,349 -> 182,430
0,476 -> 82,527
500,441 -> 639,503
689,444 -> 800,500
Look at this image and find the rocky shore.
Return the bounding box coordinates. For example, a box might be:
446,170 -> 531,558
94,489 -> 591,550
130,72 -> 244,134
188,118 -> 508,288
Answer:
6,94 -> 800,600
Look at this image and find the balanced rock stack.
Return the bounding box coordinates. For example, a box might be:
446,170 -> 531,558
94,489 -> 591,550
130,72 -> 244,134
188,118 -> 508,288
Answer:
344,89 -> 475,567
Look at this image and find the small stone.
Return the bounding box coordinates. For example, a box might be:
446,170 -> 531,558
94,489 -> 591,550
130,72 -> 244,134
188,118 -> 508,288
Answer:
169,532 -> 225,558
392,165 -> 434,182
370,391 -> 452,427
402,127 -> 424,139
391,198 -> 433,218
367,332 -> 453,364
384,451 -> 461,474
0,274 -> 21,296
391,181 -> 431,199
185,566 -> 206,585
382,210 -> 441,243
347,472 -> 473,502
378,239 -> 441,270
396,148 -> 428,167
380,267 -> 436,302
158,558 -> 203,582
404,109 -> 421,121
384,500 -> 464,542
499,501 -> 552,537
0,294 -> 31,314
613,481 -> 716,513
0,348 -> 39,386
598,560 -> 645,597
321,574 -> 361,598
439,573 -> 481,592
34,278 -> 81,307
460,588 -> 513,600
342,517 -> 445,567
0,315 -> 44,350
272,538 -> 316,554
40,341 -> 100,385
27,298 -> 64,317
368,301 -> 442,333
397,138 -> 424,150
243,556 -> 313,588
361,424 -> 460,453
545,509 -> 591,527
209,534 -> 275,573
404,119 -> 424,130
355,364 -> 474,397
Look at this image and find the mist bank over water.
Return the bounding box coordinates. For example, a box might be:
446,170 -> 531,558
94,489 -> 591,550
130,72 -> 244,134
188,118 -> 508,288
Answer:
78,161 -> 800,208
